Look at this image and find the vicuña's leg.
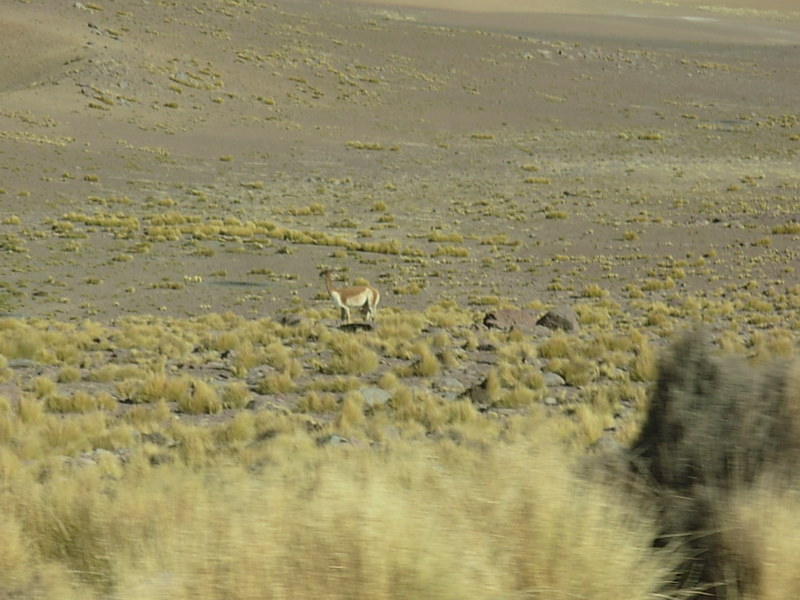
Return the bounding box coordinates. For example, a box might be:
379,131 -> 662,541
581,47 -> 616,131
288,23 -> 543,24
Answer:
371,290 -> 380,321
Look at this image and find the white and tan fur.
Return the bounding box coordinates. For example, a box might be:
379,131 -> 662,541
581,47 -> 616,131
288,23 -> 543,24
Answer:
319,269 -> 380,323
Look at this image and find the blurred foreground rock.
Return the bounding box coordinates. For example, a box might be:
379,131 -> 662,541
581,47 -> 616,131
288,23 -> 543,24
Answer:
631,329 -> 800,599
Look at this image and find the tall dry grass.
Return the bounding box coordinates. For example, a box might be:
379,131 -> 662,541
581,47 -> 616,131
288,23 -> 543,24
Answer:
0,418 -> 684,600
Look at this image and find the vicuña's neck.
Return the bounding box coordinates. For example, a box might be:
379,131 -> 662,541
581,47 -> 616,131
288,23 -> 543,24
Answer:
323,272 -> 335,294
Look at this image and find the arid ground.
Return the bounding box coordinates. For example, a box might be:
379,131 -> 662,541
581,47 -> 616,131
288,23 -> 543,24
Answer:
1,0 -> 799,598
1,0 -> 798,322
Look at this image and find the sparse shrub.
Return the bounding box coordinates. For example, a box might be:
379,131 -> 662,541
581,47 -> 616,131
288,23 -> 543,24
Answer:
170,422 -> 215,466
31,376 -> 57,398
219,412 -> 256,445
264,341 -> 292,371
428,230 -> 463,243
393,280 -> 423,295
446,399 -> 477,423
524,176 -> 550,185
388,384 -> 413,414
641,277 -> 676,292
17,395 -> 45,424
231,342 -> 263,376
45,390 -> 115,413
582,283 -> 606,298
630,340 -> 657,382
346,140 -> 384,150
307,376 -> 360,393
538,334 -> 573,359
337,392 -> 365,429
473,295 -> 500,306
212,331 -> 240,353
325,337 -> 379,376
124,399 -> 171,425
222,382 -> 251,409
544,208 -> 568,219
133,373 -> 169,403
432,245 -> 469,258
256,371 -> 295,394
177,380 -> 222,414
573,402 -> 614,445
559,357 -> 599,386
494,385 -> 538,409
57,366 -> 82,383
773,221 -> 800,235
297,391 -> 338,413
413,341 -> 440,377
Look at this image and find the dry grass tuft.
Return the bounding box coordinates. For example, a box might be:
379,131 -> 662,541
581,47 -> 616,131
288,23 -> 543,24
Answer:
177,380 -> 222,414
221,381 -> 251,409
325,335 -> 379,376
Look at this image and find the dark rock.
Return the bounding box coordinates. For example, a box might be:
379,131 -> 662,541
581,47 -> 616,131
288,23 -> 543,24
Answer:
536,306 -> 579,332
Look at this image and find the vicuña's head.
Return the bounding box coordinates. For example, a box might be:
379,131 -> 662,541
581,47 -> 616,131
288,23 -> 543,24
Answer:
319,269 -> 332,278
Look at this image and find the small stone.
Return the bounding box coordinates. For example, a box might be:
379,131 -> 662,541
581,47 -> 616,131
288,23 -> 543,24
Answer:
317,434 -> 349,447
543,371 -> 566,387
8,359 -> 38,369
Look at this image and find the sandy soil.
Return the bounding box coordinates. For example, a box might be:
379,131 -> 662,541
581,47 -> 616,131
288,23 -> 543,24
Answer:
0,0 -> 798,324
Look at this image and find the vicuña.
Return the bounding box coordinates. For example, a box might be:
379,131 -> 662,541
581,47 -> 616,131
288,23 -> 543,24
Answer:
319,269 -> 380,323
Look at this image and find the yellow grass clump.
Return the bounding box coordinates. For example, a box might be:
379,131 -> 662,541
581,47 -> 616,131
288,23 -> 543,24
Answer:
324,335 -> 379,376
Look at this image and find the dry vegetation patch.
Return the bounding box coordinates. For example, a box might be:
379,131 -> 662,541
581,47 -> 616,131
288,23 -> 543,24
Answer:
0,304 -> 703,597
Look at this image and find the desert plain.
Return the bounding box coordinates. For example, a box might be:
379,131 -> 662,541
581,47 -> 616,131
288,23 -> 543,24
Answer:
1,0 -> 799,598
